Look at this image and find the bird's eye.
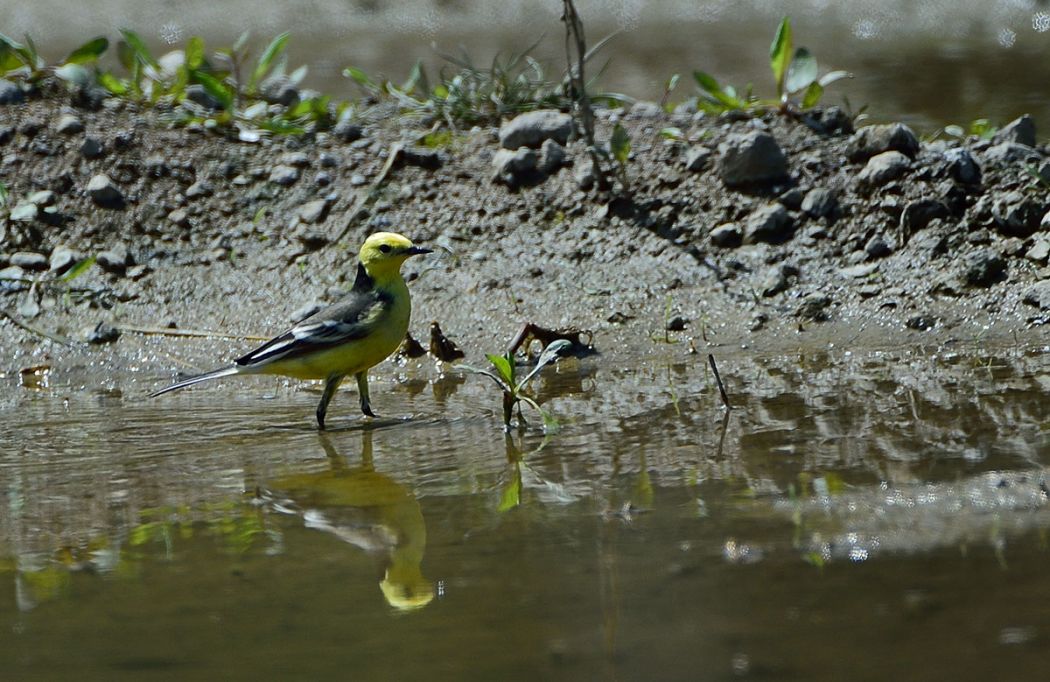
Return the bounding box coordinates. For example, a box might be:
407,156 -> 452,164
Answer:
378,244 -> 392,254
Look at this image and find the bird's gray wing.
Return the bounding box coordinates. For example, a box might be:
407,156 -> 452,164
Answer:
235,289 -> 392,367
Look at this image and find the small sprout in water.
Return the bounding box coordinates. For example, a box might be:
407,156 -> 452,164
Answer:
464,339 -> 572,432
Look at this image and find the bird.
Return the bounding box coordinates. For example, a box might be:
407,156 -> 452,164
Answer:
150,232 -> 432,429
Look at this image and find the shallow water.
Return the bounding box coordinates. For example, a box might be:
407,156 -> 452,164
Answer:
2,344 -> 1049,680
5,0 -> 1050,130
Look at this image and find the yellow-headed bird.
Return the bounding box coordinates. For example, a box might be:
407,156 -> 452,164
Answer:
150,232 -> 431,429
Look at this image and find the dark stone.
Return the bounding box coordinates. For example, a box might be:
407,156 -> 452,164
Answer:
744,204 -> 794,244
499,110 -> 573,149
710,223 -> 743,248
848,123 -> 920,162
963,249 -> 1006,288
801,188 -> 838,218
86,321 -> 121,344
992,115 -> 1036,147
402,147 -> 443,170
901,199 -> 950,235
718,131 -> 789,187
796,294 -> 832,321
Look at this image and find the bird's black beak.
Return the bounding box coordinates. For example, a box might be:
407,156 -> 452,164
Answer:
406,246 -> 433,256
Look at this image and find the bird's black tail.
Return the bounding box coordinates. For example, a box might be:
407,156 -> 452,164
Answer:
149,366 -> 241,398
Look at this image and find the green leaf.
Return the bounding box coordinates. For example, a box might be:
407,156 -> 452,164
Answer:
185,36 -> 205,71
63,36 -> 108,65
119,29 -> 158,68
97,71 -> 128,95
0,182 -> 7,208
343,66 -> 372,87
250,32 -> 289,91
233,30 -> 250,54
61,256 -> 96,282
486,353 -> 515,386
770,16 -> 793,96
610,123 -> 630,165
693,70 -> 722,95
516,339 -> 571,392
497,469 -> 521,512
192,70 -> 234,110
660,127 -> 684,140
801,81 -> 823,109
784,47 -> 818,94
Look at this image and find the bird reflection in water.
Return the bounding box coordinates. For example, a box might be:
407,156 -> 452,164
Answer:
264,431 -> 433,611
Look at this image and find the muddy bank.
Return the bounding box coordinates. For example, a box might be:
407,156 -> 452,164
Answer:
1,91 -> 1049,400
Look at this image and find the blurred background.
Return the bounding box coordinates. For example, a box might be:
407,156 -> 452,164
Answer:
3,0 -> 1050,131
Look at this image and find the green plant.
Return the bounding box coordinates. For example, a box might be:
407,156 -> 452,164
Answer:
693,17 -> 848,114
465,339 -> 571,432
1,32 -> 108,86
609,123 -> 630,187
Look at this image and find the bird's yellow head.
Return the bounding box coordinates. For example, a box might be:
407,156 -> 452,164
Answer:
358,232 -> 431,281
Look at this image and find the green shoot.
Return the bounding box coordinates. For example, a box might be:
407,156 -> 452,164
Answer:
464,339 -> 571,432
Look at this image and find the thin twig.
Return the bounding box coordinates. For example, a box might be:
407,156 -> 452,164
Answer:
0,308 -> 74,346
561,0 -> 610,190
707,353 -> 731,410
118,324 -> 269,341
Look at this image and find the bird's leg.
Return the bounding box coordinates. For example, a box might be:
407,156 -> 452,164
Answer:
356,371 -> 376,417
316,374 -> 346,430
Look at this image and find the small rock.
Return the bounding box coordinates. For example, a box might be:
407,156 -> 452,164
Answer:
55,113 -> 85,135
493,147 -> 539,186
402,147 -> 443,169
499,110 -> 573,149
992,115 -> 1036,147
28,190 -> 56,207
20,118 -> 44,136
0,126 -> 13,144
857,151 -> 910,188
906,315 -> 937,331
11,252 -> 48,271
297,199 -> 330,224
280,152 -> 311,168
796,294 -> 832,321
185,180 -> 214,199
86,174 -> 124,208
297,228 -> 329,250
96,246 -> 130,274
539,139 -> 567,174
629,101 -> 663,118
332,119 -> 363,142
86,321 -> 120,344
314,171 -> 332,187
964,249 -> 1006,287
982,142 -> 1039,167
259,75 -> 300,107
168,208 -> 191,228
760,263 -> 799,297
865,236 -> 893,260
10,202 -> 38,221
127,264 -> 152,281
717,131 -> 789,187
818,106 -> 853,135
350,173 -> 367,186
943,148 -> 981,185
778,188 -> 804,210
847,123 -> 920,162
992,191 -> 1044,237
1026,238 -> 1050,264
574,156 -> 600,190
744,203 -> 794,244
144,155 -> 169,176
710,223 -> 743,248
0,79 -> 25,105
319,152 -> 339,168
269,165 -> 300,186
800,188 -> 838,219
901,199 -> 950,235
49,246 -> 78,274
1023,280 -> 1050,310
684,146 -> 712,172
184,84 -> 223,110
666,315 -> 688,331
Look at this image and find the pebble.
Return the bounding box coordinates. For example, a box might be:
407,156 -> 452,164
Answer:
1023,280 -> 1050,310
992,115 -> 1036,147
259,75 -> 300,107
778,188 -> 804,210
49,246 -> 78,274
350,173 -> 367,186
684,146 -> 712,172
574,156 -> 600,190
1024,238 -> 1049,264
857,151 -> 910,188
992,191 -> 1043,237
0,79 -> 25,105
539,139 -> 567,174
86,174 -> 124,207
280,151 -> 311,167
402,147 -> 443,169
11,252 -> 48,270
901,199 -> 949,235
493,147 -> 539,186
981,142 -> 1039,166
97,247 -> 130,274
297,228 -> 329,250
314,171 -> 332,186
85,321 -> 120,344
710,223 -> 743,248
499,110 -> 573,149
943,148 -> 981,185
168,208 -> 191,228
184,84 -> 223,110
269,165 -> 300,186
801,188 -> 838,218
744,203 -> 794,244
964,249 -> 1006,288
796,294 -> 832,321
55,114 -> 85,135
759,263 -> 798,297
319,152 -> 339,168
847,123 -> 919,162
864,236 -> 893,260
717,131 -> 789,187
332,119 -> 363,142
185,180 -> 214,199
297,199 -> 330,224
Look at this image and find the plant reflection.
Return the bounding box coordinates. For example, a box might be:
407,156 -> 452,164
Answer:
264,431 -> 434,611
